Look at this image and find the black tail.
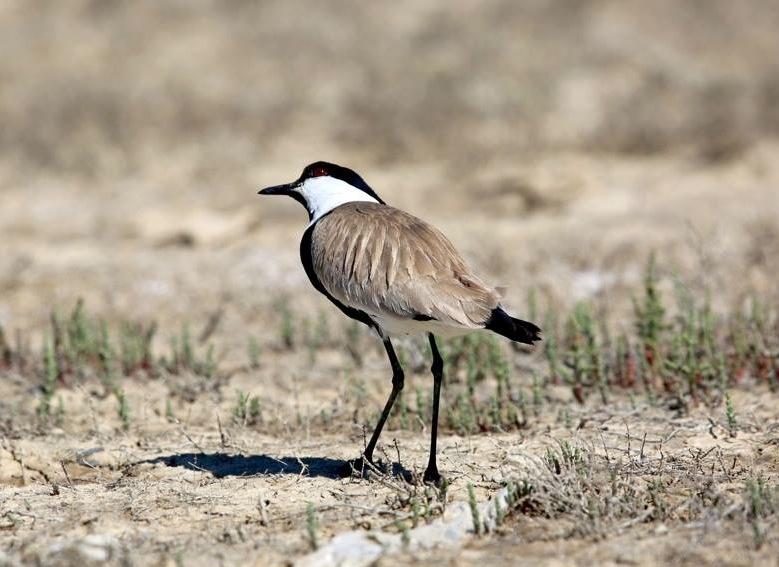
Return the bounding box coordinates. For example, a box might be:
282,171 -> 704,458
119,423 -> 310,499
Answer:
485,307 -> 542,345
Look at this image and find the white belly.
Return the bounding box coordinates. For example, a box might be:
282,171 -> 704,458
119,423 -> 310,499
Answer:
371,314 -> 480,338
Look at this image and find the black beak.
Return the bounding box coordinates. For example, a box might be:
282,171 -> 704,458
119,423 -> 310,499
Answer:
258,182 -> 295,196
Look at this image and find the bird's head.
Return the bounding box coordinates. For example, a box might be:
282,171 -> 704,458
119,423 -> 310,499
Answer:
259,161 -> 384,221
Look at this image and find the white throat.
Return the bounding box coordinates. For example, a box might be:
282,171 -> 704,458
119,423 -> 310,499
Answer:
298,176 -> 379,224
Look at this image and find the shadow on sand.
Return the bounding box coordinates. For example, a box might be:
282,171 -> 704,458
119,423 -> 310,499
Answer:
144,453 -> 412,480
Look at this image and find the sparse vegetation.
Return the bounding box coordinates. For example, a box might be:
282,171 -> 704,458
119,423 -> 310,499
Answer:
2,254 -> 777,565
634,253 -> 667,372
233,390 -> 262,426
306,502 -> 320,550
37,334 -> 58,419
165,398 -> 175,422
13,257 -> 771,453
277,300 -> 296,350
115,388 -> 130,429
495,437 -> 779,551
374,256 -> 778,441
725,392 -> 738,437
468,483 -> 482,535
744,475 -> 776,549
247,336 -> 261,369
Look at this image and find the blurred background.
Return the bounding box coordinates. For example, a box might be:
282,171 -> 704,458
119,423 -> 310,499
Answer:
1,0 -> 778,336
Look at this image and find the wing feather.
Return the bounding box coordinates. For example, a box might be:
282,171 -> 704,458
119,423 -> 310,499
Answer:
310,202 -> 500,329
383,225 -> 400,288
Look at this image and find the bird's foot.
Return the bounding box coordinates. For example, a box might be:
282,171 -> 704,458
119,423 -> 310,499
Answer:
338,456 -> 379,479
423,466 -> 442,486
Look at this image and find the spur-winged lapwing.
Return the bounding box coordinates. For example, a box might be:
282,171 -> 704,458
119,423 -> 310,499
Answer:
259,162 -> 541,483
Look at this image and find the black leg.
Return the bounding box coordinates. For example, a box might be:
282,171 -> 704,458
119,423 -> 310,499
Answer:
362,337 -> 404,463
424,333 -> 444,484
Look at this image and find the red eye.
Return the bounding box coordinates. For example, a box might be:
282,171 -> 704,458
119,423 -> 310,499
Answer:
312,167 -> 327,177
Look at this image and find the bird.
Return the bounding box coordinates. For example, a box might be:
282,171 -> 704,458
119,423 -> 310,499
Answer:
259,161 -> 541,484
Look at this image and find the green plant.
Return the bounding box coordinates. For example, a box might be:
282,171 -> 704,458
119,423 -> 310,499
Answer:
182,323 -> 195,369
116,388 -> 130,429
234,391 -> 249,422
744,475 -> 775,548
344,322 -> 363,367
164,323 -> 218,377
120,321 -> 156,375
633,253 -> 666,369
564,303 -> 605,404
308,311 -> 329,350
249,397 -> 262,422
202,345 -> 216,378
494,495 -> 506,526
725,393 -> 737,437
278,300 -> 295,350
55,395 -> 65,426
66,299 -> 90,362
247,336 -> 261,369
544,312 -> 565,384
531,371 -> 543,415
306,502 -> 319,550
37,334 -> 58,419
647,478 -> 668,520
467,483 -> 481,535
234,391 -> 261,425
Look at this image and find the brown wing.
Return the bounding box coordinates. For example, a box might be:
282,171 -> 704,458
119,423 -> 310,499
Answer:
310,202 -> 500,328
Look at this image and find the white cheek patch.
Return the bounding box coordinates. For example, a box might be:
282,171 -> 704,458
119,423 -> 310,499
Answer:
298,176 -> 379,223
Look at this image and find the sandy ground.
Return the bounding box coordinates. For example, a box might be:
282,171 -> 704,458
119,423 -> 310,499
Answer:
2,381 -> 778,565
2,143 -> 779,564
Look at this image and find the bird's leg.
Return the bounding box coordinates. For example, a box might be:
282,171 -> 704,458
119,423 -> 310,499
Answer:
424,333 -> 444,485
363,337 -> 404,462
341,337 -> 404,477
